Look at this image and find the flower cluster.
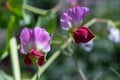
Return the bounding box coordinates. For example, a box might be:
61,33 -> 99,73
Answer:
20,27 -> 50,66
19,6 -> 95,66
107,26 -> 120,43
60,6 -> 94,44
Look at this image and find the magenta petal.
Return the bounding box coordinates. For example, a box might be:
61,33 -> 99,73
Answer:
38,54 -> 44,66
60,6 -> 89,30
24,54 -> 32,66
29,48 -> 43,57
20,27 -> 32,53
32,27 -> 50,52
29,49 -> 44,66
27,49 -> 44,66
73,27 -> 94,43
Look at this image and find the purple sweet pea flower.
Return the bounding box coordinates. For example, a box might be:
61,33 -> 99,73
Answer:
20,27 -> 50,66
60,6 -> 94,44
60,6 -> 89,30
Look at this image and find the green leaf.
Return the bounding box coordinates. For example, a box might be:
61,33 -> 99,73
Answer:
0,69 -> 13,80
25,0 -> 59,9
10,37 -> 21,80
9,0 -> 22,17
0,15 -> 15,60
36,12 -> 57,33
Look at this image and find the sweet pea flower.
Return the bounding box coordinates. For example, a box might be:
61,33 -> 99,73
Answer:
107,26 -> 120,43
60,6 -> 94,44
20,27 -> 50,66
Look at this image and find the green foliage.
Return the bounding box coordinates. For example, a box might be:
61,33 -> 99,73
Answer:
9,0 -> 23,17
0,70 -> 13,80
25,0 -> 59,9
0,0 -> 120,80
36,12 -> 57,33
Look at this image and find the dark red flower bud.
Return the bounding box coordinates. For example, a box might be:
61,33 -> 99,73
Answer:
73,26 -> 94,44
24,49 -> 44,66
24,54 -> 32,66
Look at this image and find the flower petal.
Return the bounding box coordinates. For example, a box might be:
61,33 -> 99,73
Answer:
68,6 -> 89,25
38,54 -> 44,66
60,13 -> 72,30
73,27 -> 94,43
28,48 -> 43,57
20,27 -> 32,53
32,27 -> 50,52
80,40 -> 94,52
42,44 -> 50,52
30,49 -> 44,66
24,54 -> 32,66
107,27 -> 120,43
60,6 -> 89,30
26,49 -> 44,66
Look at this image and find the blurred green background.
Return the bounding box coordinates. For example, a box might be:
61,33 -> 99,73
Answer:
0,0 -> 120,80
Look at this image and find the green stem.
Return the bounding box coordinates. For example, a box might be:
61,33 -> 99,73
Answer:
0,51 -> 8,60
84,18 -> 110,27
73,57 -> 87,80
109,68 -> 120,77
30,18 -> 115,80
23,0 -> 64,15
1,15 -> 15,61
10,37 -> 21,80
51,28 -> 62,41
23,4 -> 48,15
77,66 -> 87,80
76,62 -> 87,80
31,38 -> 72,80
45,28 -> 62,61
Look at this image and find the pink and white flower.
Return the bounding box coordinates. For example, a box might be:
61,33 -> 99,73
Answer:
20,27 -> 50,66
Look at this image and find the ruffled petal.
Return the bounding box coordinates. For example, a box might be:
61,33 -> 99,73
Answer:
32,27 -> 50,52
60,6 -> 89,30
60,13 -> 72,30
20,27 -> 32,53
42,44 -> 50,52
68,6 -> 89,25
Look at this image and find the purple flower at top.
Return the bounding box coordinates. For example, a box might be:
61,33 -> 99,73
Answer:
60,6 -> 89,30
60,6 -> 94,44
20,27 -> 50,66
